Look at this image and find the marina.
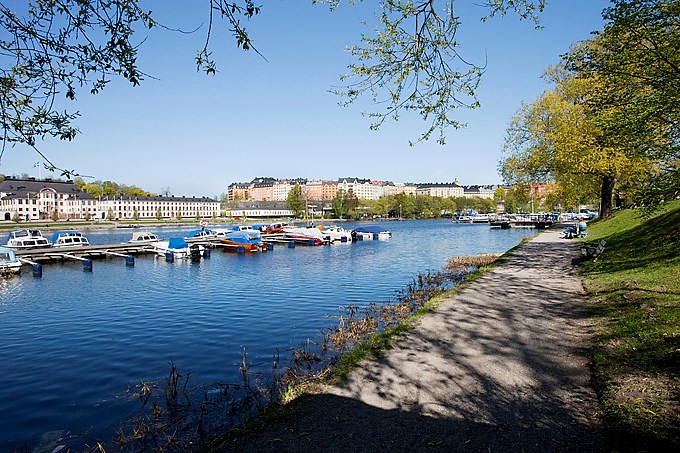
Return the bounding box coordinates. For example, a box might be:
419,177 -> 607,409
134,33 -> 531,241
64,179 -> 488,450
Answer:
5,222 -> 399,275
0,220 -> 535,451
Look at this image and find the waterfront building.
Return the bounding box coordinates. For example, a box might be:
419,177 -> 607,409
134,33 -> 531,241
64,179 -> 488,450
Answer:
251,178 -> 274,201
227,183 -> 251,201
272,180 -> 293,201
304,180 -> 323,201
225,201 -> 292,218
382,182 -> 418,196
0,177 -> 98,221
305,179 -> 338,201
98,195 -> 219,220
0,177 -> 218,221
415,182 -> 464,198
371,181 -> 386,200
462,185 -> 497,199
321,180 -> 338,200
338,177 -> 375,200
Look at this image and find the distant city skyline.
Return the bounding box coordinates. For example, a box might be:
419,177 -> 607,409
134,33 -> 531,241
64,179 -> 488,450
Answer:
0,1 -> 610,197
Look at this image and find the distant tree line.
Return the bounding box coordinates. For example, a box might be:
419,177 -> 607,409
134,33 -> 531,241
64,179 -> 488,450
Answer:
72,177 -> 156,198
285,184 -> 499,220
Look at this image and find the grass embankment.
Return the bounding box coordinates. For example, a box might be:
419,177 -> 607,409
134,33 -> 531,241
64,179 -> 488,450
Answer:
580,200 -> 680,450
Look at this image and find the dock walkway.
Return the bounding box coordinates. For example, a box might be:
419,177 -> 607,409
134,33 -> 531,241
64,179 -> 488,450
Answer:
223,229 -> 606,452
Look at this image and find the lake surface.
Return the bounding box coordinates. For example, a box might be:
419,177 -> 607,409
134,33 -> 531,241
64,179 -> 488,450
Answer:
0,220 -> 534,450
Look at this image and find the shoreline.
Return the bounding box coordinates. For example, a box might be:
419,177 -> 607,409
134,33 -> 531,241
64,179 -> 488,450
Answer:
214,228 -> 606,452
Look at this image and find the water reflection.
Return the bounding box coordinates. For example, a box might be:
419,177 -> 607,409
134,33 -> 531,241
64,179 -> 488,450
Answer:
0,220 -> 534,450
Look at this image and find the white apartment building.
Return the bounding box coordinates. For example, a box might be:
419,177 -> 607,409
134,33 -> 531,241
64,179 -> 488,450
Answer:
463,185 -> 497,199
0,178 -> 99,221
272,180 -> 293,201
415,183 -> 464,198
338,178 -> 375,200
99,195 -> 219,220
0,178 -> 218,221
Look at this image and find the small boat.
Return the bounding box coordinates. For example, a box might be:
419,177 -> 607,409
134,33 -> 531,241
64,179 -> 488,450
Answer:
153,237 -> 203,260
0,246 -> 22,276
452,215 -> 474,223
489,217 -> 512,229
471,213 -> 491,223
283,226 -> 327,245
453,209 -> 491,224
257,222 -> 289,235
218,230 -> 262,252
51,231 -> 90,248
184,229 -> 216,242
5,229 -> 52,249
128,231 -> 160,244
322,225 -> 352,243
352,226 -> 391,241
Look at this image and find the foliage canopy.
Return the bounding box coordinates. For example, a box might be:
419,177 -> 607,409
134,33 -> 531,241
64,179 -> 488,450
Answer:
500,0 -> 679,217
1,0 -> 546,174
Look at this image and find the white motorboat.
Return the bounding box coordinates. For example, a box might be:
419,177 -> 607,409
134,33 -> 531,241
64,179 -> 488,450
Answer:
0,246 -> 22,276
352,226 -> 391,241
51,231 -> 90,248
321,225 -> 352,243
184,229 -> 216,242
282,226 -> 327,245
153,237 -> 203,260
5,229 -> 52,249
128,231 -> 160,244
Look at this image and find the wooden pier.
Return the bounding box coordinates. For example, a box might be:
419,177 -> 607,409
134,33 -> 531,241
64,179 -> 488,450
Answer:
14,242 -> 158,263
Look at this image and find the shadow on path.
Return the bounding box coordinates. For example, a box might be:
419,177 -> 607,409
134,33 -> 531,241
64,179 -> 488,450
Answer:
222,230 -> 606,452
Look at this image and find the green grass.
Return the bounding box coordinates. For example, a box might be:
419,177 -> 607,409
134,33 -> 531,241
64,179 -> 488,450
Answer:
580,200 -> 680,450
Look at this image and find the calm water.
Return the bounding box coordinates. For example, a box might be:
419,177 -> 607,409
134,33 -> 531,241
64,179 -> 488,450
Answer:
0,220 -> 533,450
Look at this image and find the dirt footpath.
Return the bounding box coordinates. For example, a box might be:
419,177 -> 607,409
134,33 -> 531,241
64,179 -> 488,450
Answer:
223,229 -> 606,452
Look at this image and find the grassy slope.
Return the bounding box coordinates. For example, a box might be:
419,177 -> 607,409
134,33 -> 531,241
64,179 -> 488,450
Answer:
580,200 -> 680,450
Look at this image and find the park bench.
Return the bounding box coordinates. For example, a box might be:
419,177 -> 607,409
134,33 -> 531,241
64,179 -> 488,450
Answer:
581,239 -> 607,261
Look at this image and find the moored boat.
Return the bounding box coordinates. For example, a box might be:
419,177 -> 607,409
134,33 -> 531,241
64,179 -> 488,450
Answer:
128,231 -> 160,244
153,237 -> 203,260
321,225 -> 352,243
0,246 -> 22,276
352,226 -> 391,241
184,229 -> 216,242
5,229 -> 52,249
218,230 -> 262,252
471,213 -> 491,223
51,231 -> 90,248
257,222 -> 289,235
283,226 -> 327,245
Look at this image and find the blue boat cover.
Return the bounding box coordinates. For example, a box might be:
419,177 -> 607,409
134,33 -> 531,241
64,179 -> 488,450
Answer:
51,231 -> 79,243
352,226 -> 389,234
226,230 -> 261,244
168,237 -> 188,249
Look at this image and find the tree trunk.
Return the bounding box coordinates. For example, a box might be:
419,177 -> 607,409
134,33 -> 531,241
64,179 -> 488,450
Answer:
599,175 -> 616,220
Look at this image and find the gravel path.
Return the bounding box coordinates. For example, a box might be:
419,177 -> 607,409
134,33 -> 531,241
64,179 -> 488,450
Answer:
222,229 -> 606,452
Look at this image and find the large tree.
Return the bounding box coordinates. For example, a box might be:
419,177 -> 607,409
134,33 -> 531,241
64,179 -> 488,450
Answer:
286,184 -> 305,218
0,1 -> 546,173
501,64 -> 653,219
564,0 -> 679,209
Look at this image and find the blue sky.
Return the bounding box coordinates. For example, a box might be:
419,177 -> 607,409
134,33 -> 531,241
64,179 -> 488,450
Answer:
1,0 -> 610,198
